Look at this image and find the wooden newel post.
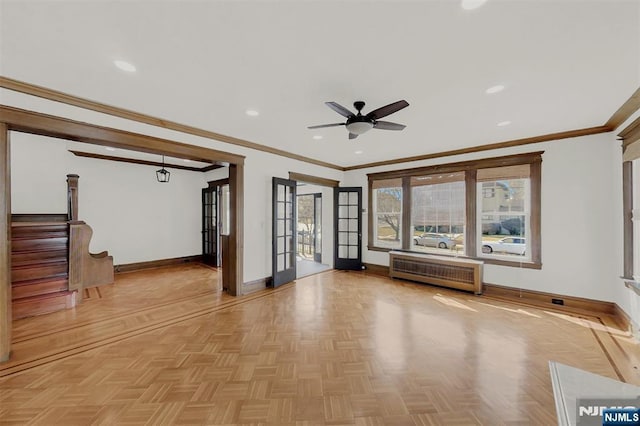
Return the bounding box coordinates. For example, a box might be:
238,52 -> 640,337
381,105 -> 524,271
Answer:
67,174 -> 79,221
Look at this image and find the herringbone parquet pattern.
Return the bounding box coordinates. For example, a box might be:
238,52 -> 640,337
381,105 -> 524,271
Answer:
0,263 -> 638,425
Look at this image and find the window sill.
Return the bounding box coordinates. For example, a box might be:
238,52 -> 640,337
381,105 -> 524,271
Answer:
478,257 -> 542,270
367,245 -> 542,269
367,245 -> 397,253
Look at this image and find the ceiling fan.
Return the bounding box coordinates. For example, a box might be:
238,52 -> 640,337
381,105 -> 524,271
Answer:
308,100 -> 409,139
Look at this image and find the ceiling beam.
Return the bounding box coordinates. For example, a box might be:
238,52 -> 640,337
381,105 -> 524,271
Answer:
0,105 -> 243,165
605,86 -> 640,130
69,150 -> 222,172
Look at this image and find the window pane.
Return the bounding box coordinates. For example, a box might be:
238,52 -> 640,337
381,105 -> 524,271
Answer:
349,232 -> 358,245
339,232 -> 348,244
373,185 -> 402,249
348,246 -> 358,259
411,173 -> 465,255
479,174 -> 530,259
480,179 -> 526,214
221,184 -> 230,236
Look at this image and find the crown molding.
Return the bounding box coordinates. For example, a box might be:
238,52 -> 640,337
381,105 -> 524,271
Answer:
2,76 -> 639,173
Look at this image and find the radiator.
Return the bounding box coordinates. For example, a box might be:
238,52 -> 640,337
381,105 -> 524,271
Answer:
389,251 -> 483,294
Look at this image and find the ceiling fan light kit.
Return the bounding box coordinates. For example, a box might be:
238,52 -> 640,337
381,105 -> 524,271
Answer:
345,120 -> 374,135
308,99 -> 409,139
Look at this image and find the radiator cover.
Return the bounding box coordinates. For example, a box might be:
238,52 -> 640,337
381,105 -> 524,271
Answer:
389,251 -> 483,294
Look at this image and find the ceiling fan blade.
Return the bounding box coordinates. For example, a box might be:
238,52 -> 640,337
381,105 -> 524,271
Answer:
307,123 -> 345,129
366,100 -> 409,120
374,120 -> 406,131
348,133 -> 358,140
326,102 -> 355,118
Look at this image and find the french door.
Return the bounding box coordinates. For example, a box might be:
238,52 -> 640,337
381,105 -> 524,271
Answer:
272,177 -> 297,287
334,187 -> 362,270
202,186 -> 218,266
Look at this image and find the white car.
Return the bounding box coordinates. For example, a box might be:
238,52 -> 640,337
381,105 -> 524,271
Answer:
413,233 -> 454,249
481,237 -> 526,255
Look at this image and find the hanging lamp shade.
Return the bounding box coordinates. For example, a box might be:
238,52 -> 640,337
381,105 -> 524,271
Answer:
156,155 -> 170,183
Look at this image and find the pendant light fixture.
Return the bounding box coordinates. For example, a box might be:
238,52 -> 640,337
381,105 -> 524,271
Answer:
156,155 -> 170,183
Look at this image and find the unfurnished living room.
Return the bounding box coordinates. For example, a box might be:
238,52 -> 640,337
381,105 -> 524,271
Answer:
1,1 -> 640,425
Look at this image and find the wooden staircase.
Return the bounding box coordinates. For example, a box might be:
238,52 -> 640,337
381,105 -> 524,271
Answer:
11,217 -> 76,319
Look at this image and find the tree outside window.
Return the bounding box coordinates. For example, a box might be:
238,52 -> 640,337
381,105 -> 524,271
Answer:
373,179 -> 402,248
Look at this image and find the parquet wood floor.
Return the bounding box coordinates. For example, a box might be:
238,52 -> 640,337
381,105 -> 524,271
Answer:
1,263 -> 639,425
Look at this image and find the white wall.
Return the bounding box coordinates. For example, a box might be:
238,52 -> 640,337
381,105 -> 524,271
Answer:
10,132 -> 207,265
344,133 -> 624,304
10,132 -> 68,214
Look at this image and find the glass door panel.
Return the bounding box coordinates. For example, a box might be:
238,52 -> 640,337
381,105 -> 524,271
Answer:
202,186 -> 218,267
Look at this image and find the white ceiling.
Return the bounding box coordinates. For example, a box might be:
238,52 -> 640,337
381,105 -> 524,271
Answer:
1,0 -> 639,168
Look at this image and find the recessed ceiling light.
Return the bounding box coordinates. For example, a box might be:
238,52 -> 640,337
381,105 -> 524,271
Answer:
245,109 -> 259,117
485,84 -> 505,94
355,150 -> 363,155
105,147 -> 116,151
497,120 -> 511,127
461,0 -> 487,10
312,135 -> 323,140
114,60 -> 136,73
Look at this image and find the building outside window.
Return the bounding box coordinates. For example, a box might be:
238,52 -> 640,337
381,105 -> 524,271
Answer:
478,165 -> 530,260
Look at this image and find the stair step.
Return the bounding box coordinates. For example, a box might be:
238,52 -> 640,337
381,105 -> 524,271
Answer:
12,277 -> 69,299
12,290 -> 76,320
12,231 -> 69,241
11,237 -> 68,253
11,223 -> 69,243
11,214 -> 68,223
12,249 -> 68,264
11,255 -> 68,268
11,261 -> 68,283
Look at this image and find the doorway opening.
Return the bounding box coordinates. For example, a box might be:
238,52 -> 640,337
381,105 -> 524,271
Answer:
202,178 -> 230,266
296,185 -> 331,278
